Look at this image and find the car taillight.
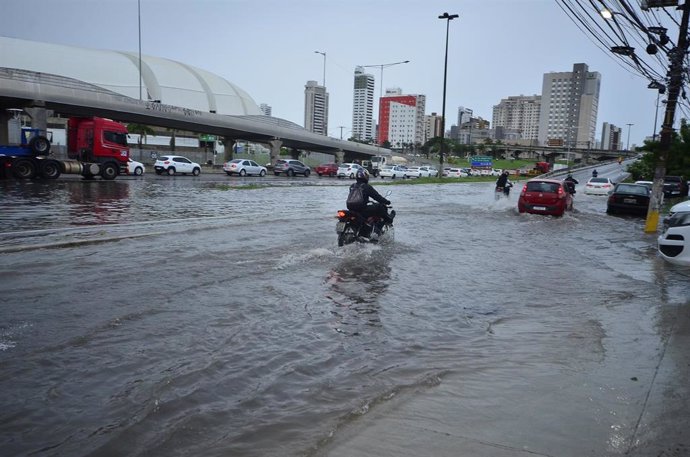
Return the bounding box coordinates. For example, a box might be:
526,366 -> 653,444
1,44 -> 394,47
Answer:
521,184 -> 527,194
164,161 -> 170,164
604,184 -> 611,188
337,210 -> 347,218
558,186 -> 565,197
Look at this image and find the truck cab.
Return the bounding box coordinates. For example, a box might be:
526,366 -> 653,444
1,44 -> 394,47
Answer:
67,117 -> 129,179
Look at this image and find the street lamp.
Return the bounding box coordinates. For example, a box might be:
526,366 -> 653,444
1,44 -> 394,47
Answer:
138,0 -> 142,100
361,60 -> 410,101
626,123 -> 634,150
361,60 -> 410,145
438,12 -> 459,173
314,51 -> 326,87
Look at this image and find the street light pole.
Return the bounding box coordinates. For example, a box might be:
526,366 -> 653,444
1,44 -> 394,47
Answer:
361,60 -> 410,145
138,0 -> 142,100
438,12 -> 459,174
314,51 -> 326,87
625,123 -> 633,150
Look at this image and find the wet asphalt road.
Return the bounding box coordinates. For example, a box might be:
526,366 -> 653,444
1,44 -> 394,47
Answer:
0,163 -> 689,457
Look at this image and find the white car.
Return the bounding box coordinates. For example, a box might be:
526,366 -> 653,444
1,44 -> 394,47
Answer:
337,163 -> 364,179
223,158 -> 267,176
126,158 -> 145,176
658,210 -> 690,266
404,167 -> 422,178
154,155 -> 201,176
584,177 -> 615,195
421,166 -> 438,177
445,168 -> 469,178
378,165 -> 407,179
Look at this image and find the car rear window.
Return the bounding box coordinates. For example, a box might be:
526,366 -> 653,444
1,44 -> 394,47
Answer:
617,184 -> 648,195
526,181 -> 560,193
590,178 -> 608,183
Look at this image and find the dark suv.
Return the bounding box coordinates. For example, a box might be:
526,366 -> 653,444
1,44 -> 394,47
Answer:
663,176 -> 688,198
273,159 -> 311,177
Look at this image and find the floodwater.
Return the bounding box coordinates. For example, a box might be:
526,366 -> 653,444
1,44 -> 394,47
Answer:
1,167 -> 688,457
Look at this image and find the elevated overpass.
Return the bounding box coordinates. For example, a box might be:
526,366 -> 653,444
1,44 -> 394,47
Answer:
0,67 -> 390,163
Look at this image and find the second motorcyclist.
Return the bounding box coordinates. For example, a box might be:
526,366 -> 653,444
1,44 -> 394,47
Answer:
495,170 -> 513,196
346,169 -> 395,229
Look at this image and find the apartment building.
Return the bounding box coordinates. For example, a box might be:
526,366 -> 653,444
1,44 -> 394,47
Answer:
351,66 -> 375,142
304,80 -> 329,136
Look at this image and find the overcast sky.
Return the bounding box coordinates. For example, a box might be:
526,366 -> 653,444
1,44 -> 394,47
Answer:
1,0 -> 677,147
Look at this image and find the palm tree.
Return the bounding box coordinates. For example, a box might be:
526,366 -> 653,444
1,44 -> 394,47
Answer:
127,123 -> 155,148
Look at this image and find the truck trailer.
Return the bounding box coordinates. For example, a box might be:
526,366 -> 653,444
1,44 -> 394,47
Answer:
0,115 -> 130,180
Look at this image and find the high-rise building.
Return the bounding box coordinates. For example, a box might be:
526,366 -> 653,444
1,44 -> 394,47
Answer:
424,112 -> 443,143
457,106 -> 473,127
492,95 -> 541,142
259,103 -> 272,116
304,80 -> 329,136
378,88 -> 426,148
601,122 -> 622,150
538,63 -> 600,148
351,66 -> 375,142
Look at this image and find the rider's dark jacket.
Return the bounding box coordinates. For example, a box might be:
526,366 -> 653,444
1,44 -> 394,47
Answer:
346,182 -> 390,211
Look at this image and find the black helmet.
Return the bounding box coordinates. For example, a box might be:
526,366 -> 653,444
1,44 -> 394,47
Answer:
356,169 -> 370,183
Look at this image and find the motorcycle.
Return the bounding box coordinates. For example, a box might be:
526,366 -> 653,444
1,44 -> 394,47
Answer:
335,192 -> 395,246
495,182 -> 513,199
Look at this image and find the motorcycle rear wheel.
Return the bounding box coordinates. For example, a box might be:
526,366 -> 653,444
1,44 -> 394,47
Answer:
338,226 -> 357,247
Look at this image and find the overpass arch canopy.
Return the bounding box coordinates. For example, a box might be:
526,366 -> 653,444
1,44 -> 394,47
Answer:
0,36 -> 261,116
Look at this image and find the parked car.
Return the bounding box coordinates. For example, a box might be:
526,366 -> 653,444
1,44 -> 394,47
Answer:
658,210 -> 690,266
606,183 -> 651,216
154,155 -> 201,176
126,158 -> 145,176
337,163 -> 364,179
422,166 -> 438,177
273,159 -> 310,177
404,167 -> 422,178
223,159 -> 267,176
518,179 -> 573,216
315,162 -> 338,177
663,199 -> 690,229
663,175 -> 688,197
378,165 -> 407,179
584,177 -> 615,195
635,180 -> 654,191
445,168 -> 469,178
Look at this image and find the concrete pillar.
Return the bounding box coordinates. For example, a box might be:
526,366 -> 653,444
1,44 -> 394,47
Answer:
269,139 -> 283,166
335,150 -> 344,164
24,106 -> 53,136
222,137 -> 236,162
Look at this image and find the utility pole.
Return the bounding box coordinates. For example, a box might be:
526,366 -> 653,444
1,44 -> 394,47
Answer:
645,1 -> 690,233
625,123 -> 634,150
338,126 -> 345,140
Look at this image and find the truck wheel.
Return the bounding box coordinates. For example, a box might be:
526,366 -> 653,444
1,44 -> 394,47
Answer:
12,158 -> 37,179
29,136 -> 51,155
167,167 -> 176,176
39,160 -> 61,179
100,162 -> 119,180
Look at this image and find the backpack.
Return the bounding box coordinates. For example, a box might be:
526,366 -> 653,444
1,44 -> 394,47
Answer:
346,183 -> 366,210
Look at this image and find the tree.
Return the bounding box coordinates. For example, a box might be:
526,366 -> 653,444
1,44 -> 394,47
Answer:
632,118 -> 690,180
127,123 -> 155,147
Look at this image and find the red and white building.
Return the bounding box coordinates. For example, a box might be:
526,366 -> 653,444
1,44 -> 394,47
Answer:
378,88 -> 426,148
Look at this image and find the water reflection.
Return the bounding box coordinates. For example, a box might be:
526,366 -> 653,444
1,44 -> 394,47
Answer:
325,247 -> 393,335
67,181 -> 130,225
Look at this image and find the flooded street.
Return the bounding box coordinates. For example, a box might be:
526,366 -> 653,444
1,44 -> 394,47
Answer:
1,169 -> 689,457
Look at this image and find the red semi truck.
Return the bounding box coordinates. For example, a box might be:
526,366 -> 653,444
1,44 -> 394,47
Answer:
0,116 -> 130,180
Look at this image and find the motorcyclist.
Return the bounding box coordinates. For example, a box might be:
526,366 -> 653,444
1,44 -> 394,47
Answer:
346,169 -> 394,226
495,171 -> 513,195
564,173 -> 579,194
592,169 -> 598,177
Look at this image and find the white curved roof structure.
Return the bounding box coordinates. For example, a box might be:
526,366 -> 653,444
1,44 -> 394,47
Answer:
0,36 -> 261,116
